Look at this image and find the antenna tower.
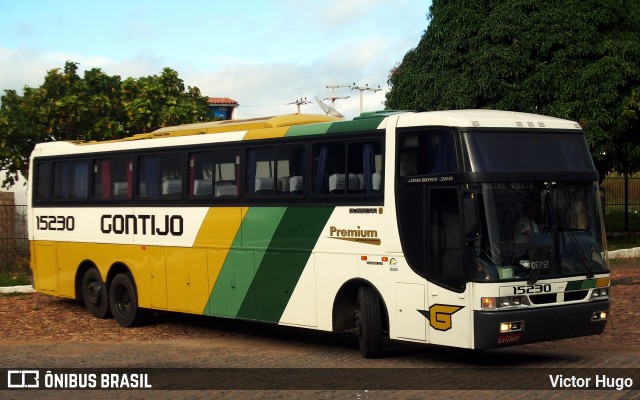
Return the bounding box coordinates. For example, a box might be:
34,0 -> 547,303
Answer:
351,83 -> 382,113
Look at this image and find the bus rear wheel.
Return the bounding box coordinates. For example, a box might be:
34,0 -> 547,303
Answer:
357,286 -> 384,358
81,268 -> 110,319
109,273 -> 142,327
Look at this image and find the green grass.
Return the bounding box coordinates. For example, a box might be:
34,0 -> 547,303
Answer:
0,274 -> 31,287
607,235 -> 640,251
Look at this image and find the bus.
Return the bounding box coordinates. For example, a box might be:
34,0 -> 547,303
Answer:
28,110 -> 610,357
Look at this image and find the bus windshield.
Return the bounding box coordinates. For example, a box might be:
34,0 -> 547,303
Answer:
473,181 -> 609,282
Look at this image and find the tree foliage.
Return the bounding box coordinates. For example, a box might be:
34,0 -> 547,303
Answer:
386,0 -> 640,179
0,62 -> 211,188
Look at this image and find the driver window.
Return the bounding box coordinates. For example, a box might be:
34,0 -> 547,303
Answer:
399,129 -> 457,177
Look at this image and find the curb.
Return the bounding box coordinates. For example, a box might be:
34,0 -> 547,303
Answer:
608,247 -> 640,259
0,285 -> 35,294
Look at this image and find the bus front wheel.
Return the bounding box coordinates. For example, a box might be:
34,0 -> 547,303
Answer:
357,286 -> 383,358
81,268 -> 110,319
109,273 -> 142,327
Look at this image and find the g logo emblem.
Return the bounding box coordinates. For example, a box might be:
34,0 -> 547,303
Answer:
419,304 -> 464,331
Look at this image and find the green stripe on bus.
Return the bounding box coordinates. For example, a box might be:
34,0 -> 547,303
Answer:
325,117 -> 385,134
284,117 -> 384,138
285,122 -> 333,137
237,206 -> 334,322
205,207 -> 287,318
565,279 -> 596,291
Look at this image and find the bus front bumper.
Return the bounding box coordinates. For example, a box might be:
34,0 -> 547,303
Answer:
473,300 -> 609,349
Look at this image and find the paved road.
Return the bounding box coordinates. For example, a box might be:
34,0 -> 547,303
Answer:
1,313 -> 638,399
1,259 -> 639,399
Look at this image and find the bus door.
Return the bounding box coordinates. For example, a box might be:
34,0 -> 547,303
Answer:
424,187 -> 472,348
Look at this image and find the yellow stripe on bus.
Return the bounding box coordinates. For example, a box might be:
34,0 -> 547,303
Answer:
243,127 -> 290,140
193,207 -> 249,299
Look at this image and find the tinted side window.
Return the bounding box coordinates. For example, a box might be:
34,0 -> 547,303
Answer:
398,129 -> 457,177
190,149 -> 239,198
93,157 -> 133,200
313,141 -> 382,195
34,162 -> 50,201
139,154 -> 183,199
53,160 -> 89,200
247,145 -> 305,196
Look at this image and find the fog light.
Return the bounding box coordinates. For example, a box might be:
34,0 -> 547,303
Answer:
592,311 -> 608,321
499,321 -> 524,332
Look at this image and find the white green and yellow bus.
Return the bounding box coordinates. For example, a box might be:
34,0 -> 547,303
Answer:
28,110 -> 610,357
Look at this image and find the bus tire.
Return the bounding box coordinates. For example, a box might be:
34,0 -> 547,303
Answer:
357,286 -> 383,358
81,268 -> 110,319
109,273 -> 142,327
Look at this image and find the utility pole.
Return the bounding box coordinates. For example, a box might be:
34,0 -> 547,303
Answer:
289,98 -> 311,113
351,83 -> 381,113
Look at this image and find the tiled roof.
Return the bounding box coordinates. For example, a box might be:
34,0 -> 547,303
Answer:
208,97 -> 238,105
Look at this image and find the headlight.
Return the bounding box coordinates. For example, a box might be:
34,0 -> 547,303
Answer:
482,296 -> 525,309
590,287 -> 609,300
592,311 -> 608,321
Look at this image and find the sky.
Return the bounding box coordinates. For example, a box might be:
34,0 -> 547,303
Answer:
0,0 -> 430,202
0,0 -> 430,119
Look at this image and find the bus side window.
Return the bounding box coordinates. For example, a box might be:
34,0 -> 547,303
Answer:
139,154 -> 183,199
248,146 -> 304,196
189,152 -> 214,197
190,149 -> 239,198
276,146 -> 305,195
314,143 -> 344,194
34,162 -> 51,201
94,158 -> 133,200
247,147 -> 275,196
314,141 -> 382,195
398,129 -> 457,177
214,149 -> 239,197
429,131 -> 456,174
53,160 -> 89,200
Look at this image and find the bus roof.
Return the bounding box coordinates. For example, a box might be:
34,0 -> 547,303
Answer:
396,109 -> 582,130
146,113 -> 341,138
31,110 -> 583,157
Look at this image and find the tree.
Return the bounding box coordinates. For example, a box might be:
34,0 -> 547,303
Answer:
386,0 -> 640,180
0,62 -> 211,188
121,67 -> 210,134
617,88 -> 640,175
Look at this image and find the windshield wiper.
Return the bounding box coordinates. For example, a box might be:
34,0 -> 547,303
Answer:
564,230 -> 594,279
